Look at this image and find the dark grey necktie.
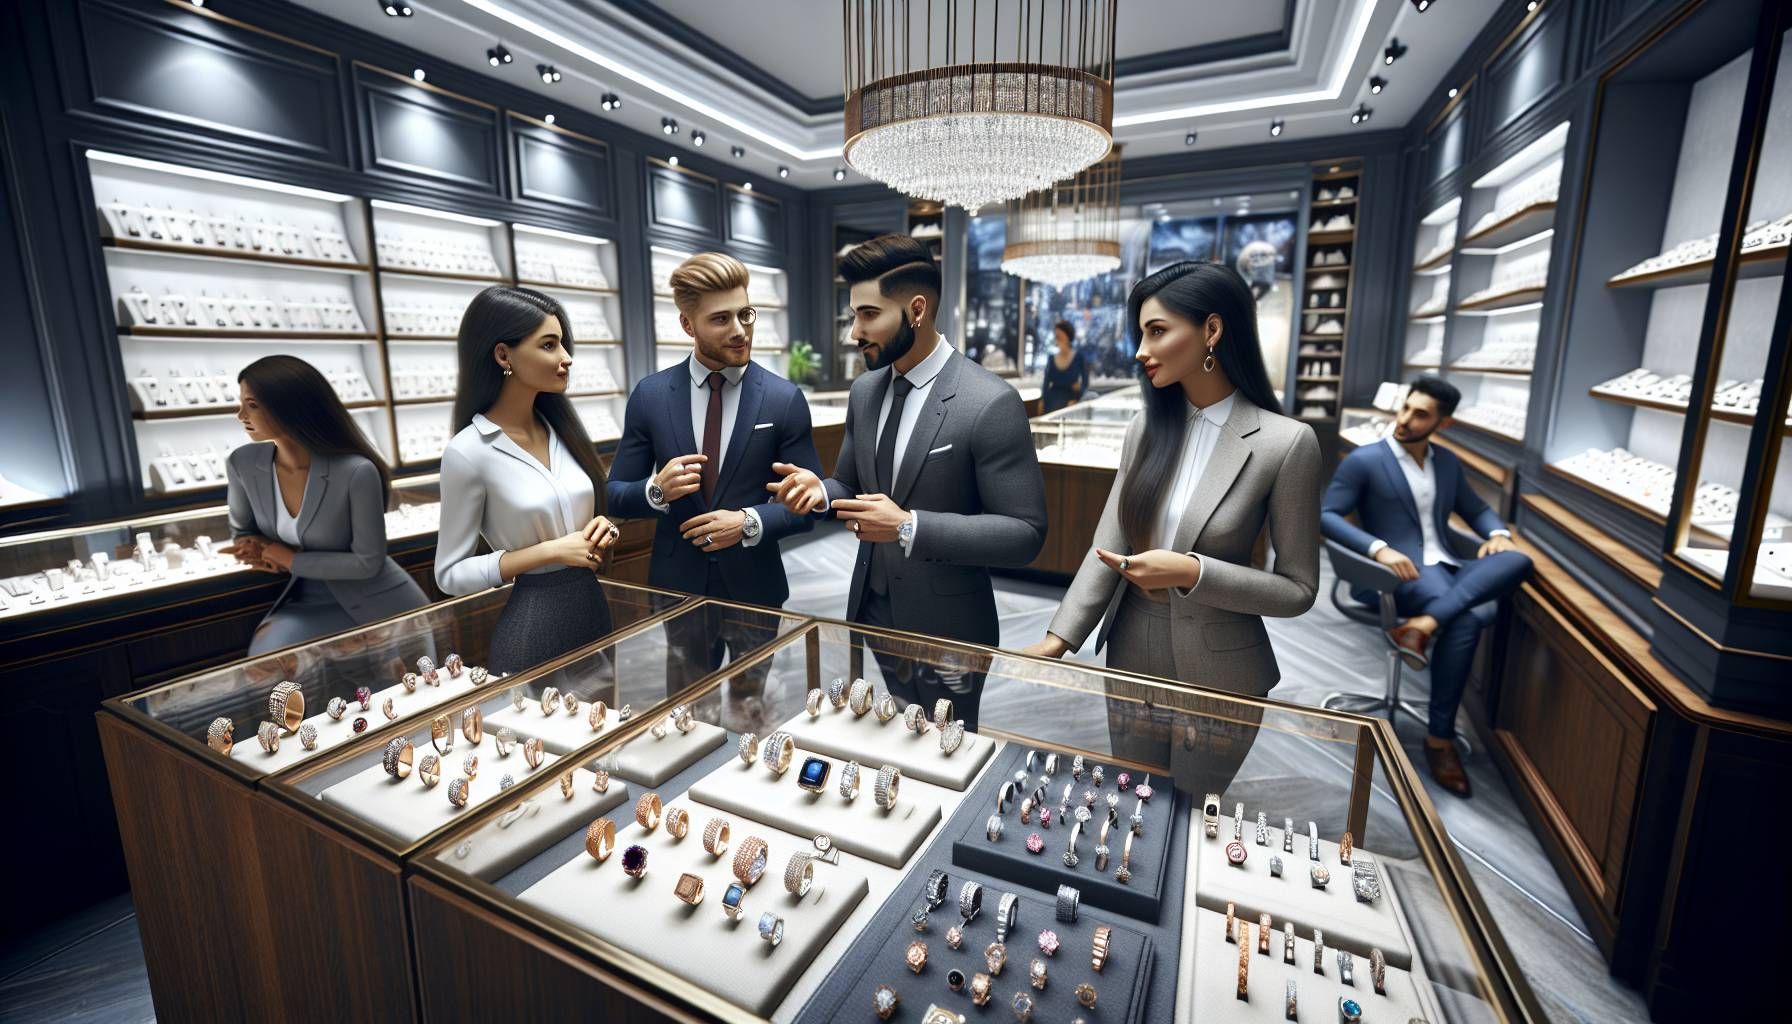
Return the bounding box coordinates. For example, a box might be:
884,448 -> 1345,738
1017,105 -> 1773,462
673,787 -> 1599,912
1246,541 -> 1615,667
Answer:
867,375 -> 915,594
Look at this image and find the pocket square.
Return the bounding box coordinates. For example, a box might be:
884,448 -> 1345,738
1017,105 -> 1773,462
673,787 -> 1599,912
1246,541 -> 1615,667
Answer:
753,422 -> 775,430
928,444 -> 953,455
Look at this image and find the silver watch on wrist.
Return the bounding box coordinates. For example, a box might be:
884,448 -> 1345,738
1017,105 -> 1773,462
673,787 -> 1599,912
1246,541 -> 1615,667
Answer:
897,517 -> 915,547
740,512 -> 762,541
647,481 -> 666,506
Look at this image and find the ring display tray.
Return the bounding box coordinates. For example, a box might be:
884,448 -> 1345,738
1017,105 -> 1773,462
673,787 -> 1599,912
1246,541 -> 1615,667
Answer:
610,720 -> 727,786
482,698 -> 617,756
228,668 -> 487,773
687,755 -> 942,869
792,857 -> 1156,1024
515,795 -> 870,1017
1185,907 -> 1433,1023
779,702 -> 995,789
951,744 -> 1182,922
1191,813 -> 1413,969
443,772 -> 628,882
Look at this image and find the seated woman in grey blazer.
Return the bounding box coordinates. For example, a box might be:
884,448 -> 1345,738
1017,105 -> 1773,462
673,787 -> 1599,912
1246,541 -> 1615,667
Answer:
1023,262 -> 1321,796
224,355 -> 428,656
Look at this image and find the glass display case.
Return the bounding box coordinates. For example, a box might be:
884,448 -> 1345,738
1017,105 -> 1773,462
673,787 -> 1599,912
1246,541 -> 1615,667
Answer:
1031,417 -> 1129,469
0,473 -> 442,624
409,617 -> 1542,1022
110,579 -> 691,782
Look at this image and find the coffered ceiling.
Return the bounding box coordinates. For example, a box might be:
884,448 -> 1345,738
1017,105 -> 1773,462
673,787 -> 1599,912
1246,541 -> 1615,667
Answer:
313,0 -> 1504,189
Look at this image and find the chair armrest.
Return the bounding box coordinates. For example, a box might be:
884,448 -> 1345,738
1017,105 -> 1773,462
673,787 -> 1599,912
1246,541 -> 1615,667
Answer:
1324,538 -> 1402,593
1446,526 -> 1485,561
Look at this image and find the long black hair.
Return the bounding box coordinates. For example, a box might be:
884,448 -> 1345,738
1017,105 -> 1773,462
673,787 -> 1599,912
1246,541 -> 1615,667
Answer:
238,355 -> 393,504
451,285 -> 607,509
1118,261 -> 1282,550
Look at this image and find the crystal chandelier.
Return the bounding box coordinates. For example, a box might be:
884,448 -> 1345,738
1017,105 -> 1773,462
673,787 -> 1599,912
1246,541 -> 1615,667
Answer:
842,0 -> 1117,210
1001,147 -> 1122,288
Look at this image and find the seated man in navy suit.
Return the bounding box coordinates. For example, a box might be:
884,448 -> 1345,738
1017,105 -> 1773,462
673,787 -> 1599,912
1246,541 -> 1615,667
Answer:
1320,376 -> 1531,796
606,253 -> 823,708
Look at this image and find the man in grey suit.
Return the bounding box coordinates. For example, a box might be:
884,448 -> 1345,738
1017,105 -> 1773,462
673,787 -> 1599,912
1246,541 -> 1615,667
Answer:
770,235 -> 1047,729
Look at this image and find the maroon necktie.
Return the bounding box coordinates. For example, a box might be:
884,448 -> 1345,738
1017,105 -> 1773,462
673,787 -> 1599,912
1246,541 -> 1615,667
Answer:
701,371 -> 725,505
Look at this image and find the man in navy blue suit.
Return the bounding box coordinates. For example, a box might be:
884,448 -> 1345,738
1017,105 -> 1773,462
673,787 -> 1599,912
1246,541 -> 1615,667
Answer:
606,252 -> 823,701
1320,376 -> 1531,796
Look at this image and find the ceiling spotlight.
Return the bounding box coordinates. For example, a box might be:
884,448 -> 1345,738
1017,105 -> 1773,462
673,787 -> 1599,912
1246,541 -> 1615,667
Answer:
730,145 -> 746,159
1351,104 -> 1373,125
599,92 -> 620,111
411,68 -> 426,82
1527,1 -> 1538,9
668,155 -> 679,167
544,113 -> 556,125
1269,119 -> 1285,137
1369,76 -> 1386,95
833,167 -> 846,181
778,166 -> 790,179
487,45 -> 512,67
1408,0 -> 1431,10
1184,131 -> 1198,146
1448,86 -> 1459,99
661,117 -> 678,135
537,64 -> 561,84
691,130 -> 706,147
1383,39 -> 1407,66
383,3 -> 413,16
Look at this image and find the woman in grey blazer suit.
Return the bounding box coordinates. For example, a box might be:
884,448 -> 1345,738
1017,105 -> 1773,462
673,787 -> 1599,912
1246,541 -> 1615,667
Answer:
1024,263 -> 1321,796
224,356 -> 427,656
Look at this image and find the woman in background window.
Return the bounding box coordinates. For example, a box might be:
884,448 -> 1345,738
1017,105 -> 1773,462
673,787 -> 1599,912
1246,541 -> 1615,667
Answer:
1041,319 -> 1091,413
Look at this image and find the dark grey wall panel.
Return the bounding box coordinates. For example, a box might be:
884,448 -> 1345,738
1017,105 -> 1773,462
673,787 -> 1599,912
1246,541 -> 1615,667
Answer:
74,0 -> 344,164
724,187 -> 781,251
647,163 -> 720,239
514,126 -> 611,217
1426,101 -> 1470,184
357,68 -> 501,194
1485,3 -> 1571,136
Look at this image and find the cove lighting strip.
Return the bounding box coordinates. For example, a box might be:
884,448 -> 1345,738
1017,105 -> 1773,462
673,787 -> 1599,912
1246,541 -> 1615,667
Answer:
513,223 -> 611,245
86,149 -> 353,202
370,198 -> 502,227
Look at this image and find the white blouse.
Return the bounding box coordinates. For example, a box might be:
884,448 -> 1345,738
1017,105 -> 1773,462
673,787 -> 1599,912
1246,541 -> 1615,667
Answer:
435,413 -> 595,595
272,475 -> 303,546
1148,390 -> 1236,553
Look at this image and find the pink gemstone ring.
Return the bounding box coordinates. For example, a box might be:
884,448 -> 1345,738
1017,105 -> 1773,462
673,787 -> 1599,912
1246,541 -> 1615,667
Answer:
1116,772 -> 1132,791
1037,930 -> 1061,956
1026,833 -> 1045,855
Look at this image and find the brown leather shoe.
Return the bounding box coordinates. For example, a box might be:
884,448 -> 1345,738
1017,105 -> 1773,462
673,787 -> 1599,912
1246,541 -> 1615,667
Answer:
1385,625 -> 1431,670
1424,741 -> 1472,798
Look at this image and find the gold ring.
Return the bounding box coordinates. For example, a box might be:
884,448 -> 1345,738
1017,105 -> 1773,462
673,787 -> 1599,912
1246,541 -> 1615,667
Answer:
522,737 -> 544,769
269,681 -> 304,733
733,836 -> 770,887
540,687 -> 561,715
586,817 -> 616,861
665,806 -> 690,839
559,771 -> 575,799
461,707 -> 483,743
1092,925 -> 1111,973
206,717 -> 234,755
418,754 -> 441,788
675,872 -> 705,906
430,714 -> 454,755
588,700 -> 608,732
383,737 -> 414,780
635,792 -> 663,831
381,696 -> 396,720
703,817 -> 731,857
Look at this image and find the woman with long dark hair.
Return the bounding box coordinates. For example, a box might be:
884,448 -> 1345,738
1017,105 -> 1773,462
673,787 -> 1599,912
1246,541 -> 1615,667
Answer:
436,285 -> 620,674
223,355 -> 428,655
1040,319 -> 1091,413
1023,261 -> 1320,794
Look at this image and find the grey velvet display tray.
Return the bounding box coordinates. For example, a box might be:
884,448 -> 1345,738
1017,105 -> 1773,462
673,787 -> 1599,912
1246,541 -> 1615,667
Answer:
951,744 -> 1183,922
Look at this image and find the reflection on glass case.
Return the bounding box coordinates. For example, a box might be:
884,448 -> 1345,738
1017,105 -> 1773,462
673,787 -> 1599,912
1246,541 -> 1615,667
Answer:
1032,418 -> 1128,469
113,580 -> 691,781
413,618 -> 1539,1023
0,475 -> 443,623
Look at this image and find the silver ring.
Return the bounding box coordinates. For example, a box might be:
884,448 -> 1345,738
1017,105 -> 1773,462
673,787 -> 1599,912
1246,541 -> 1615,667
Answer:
850,520 -> 861,533
1118,556 -> 1130,571
995,892 -> 1019,943
703,534 -> 713,547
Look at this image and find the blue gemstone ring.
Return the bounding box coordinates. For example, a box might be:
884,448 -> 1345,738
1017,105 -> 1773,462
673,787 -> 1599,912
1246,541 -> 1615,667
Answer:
1337,997 -> 1363,1023
797,755 -> 832,793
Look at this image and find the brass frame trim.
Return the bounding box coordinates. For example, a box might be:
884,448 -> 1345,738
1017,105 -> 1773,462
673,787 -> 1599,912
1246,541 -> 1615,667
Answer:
352,60 -> 499,112
1426,76 -> 1475,136
161,0 -> 336,58
647,156 -> 717,184
506,111 -> 611,152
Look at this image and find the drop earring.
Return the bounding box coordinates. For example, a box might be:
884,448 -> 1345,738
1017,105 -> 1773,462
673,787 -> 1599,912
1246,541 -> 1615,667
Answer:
501,365 -> 513,377
1203,347 -> 1216,373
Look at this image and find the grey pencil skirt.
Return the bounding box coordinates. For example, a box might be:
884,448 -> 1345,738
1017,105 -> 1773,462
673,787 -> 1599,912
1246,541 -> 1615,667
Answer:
487,567 -> 614,676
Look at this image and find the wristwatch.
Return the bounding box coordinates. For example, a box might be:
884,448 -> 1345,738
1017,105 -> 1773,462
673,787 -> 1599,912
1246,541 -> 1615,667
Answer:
897,517 -> 915,547
647,481 -> 666,506
740,512 -> 762,541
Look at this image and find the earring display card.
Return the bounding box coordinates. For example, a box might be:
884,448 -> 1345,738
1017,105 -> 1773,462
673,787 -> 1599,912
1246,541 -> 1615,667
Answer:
950,744 -> 1181,922
514,795 -> 870,1017
1192,814 -> 1412,969
1185,907 -> 1438,1024
686,752 -> 943,869
227,666 -> 489,774
778,703 -> 995,790
791,857 -> 1155,1024
445,772 -> 629,883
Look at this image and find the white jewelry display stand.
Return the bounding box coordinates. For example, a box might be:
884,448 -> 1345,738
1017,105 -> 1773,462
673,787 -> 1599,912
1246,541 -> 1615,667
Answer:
483,701 -> 621,756
1181,907 -> 1435,1023
1192,814 -> 1414,969
612,721 -> 728,786
228,670 -> 486,774
318,738 -> 563,844
448,771 -> 629,882
687,757 -> 942,869
516,795 -> 870,1017
777,706 -> 994,790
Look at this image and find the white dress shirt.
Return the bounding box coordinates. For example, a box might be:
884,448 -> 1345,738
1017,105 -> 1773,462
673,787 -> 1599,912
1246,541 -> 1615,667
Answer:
272,474 -> 303,546
435,413 -> 595,594
873,335 -> 953,554
1148,391 -> 1235,593
1367,434 -> 1507,566
643,355 -> 761,544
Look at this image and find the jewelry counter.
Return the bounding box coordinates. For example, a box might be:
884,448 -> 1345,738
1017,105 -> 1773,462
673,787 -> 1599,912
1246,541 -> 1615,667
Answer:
1026,389 -> 1138,576
1,473 -> 444,933
405,617 -> 1544,1023
95,579 -> 733,1022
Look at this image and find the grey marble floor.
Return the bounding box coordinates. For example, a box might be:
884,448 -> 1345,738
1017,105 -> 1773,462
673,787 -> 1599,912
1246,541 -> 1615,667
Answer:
4,530 -> 1650,1022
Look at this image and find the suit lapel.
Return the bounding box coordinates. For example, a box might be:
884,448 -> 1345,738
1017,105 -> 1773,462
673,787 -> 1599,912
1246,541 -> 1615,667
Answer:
714,364 -> 765,501
1432,447 -> 1457,538
855,369 -> 888,494
293,456 -> 330,542
249,444 -> 276,528
667,365 -> 699,462
1378,441 -> 1423,530
890,352 -> 959,506
1170,400 -> 1256,554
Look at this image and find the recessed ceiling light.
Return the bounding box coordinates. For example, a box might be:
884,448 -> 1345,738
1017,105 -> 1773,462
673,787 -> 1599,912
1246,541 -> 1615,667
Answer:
1369,76 -> 1386,95
778,166 -> 790,179
411,68 -> 426,82
1269,119 -> 1285,137
190,0 -> 205,7
692,130 -> 706,147
1448,87 -> 1459,99
1527,1 -> 1538,9
1184,131 -> 1197,146
544,113 -> 556,125
668,155 -> 679,167
742,181 -> 753,191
